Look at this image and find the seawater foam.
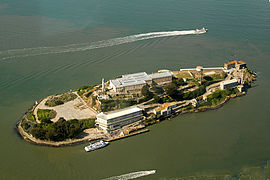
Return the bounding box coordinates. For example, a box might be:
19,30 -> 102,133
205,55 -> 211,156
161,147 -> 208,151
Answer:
0,30 -> 197,61
103,170 -> 156,180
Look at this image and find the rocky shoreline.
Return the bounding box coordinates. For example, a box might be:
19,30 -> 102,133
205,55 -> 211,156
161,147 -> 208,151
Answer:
16,92 -> 246,147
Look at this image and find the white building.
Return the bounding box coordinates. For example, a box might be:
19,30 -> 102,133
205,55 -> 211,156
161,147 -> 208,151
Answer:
191,99 -> 198,107
96,106 -> 143,131
220,79 -> 238,90
109,71 -> 173,93
153,102 -> 178,116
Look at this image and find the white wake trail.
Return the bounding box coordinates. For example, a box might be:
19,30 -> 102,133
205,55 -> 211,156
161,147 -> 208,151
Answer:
0,30 -> 197,61
103,170 -> 156,180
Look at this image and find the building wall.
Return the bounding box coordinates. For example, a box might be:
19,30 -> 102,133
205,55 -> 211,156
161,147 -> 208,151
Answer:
220,81 -> 238,90
224,63 -> 235,70
96,110 -> 143,131
152,76 -> 172,84
124,83 -> 146,92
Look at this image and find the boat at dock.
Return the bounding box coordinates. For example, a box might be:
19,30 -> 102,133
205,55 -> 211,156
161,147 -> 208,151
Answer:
84,140 -> 109,152
194,27 -> 208,34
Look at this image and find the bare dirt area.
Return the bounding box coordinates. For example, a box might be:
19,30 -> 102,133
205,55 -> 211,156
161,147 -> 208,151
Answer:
34,93 -> 97,122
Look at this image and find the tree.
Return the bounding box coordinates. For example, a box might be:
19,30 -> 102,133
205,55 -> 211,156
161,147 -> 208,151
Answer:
177,78 -> 186,86
164,83 -> 179,99
141,85 -> 153,99
153,94 -> 161,103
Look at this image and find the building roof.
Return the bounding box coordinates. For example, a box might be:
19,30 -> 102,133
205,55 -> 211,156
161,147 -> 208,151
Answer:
111,71 -> 173,88
226,60 -> 237,65
96,106 -> 142,120
225,60 -> 246,65
149,72 -> 173,79
238,61 -> 246,65
221,79 -> 238,85
154,102 -> 177,112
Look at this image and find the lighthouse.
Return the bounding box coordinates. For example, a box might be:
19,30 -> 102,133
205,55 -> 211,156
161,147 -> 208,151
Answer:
102,78 -> 105,92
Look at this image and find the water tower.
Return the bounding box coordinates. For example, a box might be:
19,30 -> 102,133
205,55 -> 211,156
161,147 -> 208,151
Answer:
196,66 -> 203,84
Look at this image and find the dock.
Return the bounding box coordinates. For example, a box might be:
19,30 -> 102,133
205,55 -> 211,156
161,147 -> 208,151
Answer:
105,129 -> 149,142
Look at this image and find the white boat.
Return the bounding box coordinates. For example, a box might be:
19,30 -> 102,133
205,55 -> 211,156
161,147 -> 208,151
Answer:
84,140 -> 109,152
194,27 -> 208,34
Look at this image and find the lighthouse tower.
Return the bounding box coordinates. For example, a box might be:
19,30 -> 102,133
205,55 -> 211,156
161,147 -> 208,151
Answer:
102,78 -> 105,92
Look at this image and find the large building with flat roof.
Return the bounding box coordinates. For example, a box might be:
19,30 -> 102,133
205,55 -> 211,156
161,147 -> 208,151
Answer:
96,106 -> 143,131
220,79 -> 238,90
109,71 -> 173,93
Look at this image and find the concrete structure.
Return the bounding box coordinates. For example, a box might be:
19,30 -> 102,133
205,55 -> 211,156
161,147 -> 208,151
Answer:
96,106 -> 143,131
120,130 -> 129,136
224,60 -> 247,70
237,85 -> 244,92
109,71 -> 173,93
191,99 -> 198,107
153,102 -> 178,116
220,79 -> 238,90
102,78 -> 105,92
196,66 -> 203,84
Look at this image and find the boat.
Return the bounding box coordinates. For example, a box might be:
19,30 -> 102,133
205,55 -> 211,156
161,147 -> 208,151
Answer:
194,27 -> 208,34
84,140 -> 109,152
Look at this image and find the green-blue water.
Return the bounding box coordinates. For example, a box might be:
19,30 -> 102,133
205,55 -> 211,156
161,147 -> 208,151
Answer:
0,0 -> 270,179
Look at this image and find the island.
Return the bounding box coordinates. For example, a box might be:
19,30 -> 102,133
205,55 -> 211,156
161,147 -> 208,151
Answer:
16,60 -> 256,146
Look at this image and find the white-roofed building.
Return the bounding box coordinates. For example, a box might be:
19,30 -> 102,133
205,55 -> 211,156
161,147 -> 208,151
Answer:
109,71 -> 173,93
149,72 -> 173,84
220,79 -> 238,90
96,106 -> 143,131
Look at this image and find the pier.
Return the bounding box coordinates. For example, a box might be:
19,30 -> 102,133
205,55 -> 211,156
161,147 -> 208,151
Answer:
105,129 -> 149,142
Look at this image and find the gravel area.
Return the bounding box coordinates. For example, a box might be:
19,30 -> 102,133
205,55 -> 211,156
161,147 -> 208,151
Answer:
34,93 -> 97,122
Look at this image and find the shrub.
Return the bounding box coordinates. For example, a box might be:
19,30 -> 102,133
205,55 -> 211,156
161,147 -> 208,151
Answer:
101,99 -> 137,112
27,112 -> 36,122
30,118 -> 95,141
164,83 -> 179,99
37,109 -> 56,123
45,92 -> 77,107
182,86 -> 206,100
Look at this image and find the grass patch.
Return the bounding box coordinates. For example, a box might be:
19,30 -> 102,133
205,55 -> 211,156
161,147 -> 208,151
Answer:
45,92 -> 77,107
175,72 -> 192,79
76,85 -> 94,96
37,109 -> 56,123
26,112 -> 36,122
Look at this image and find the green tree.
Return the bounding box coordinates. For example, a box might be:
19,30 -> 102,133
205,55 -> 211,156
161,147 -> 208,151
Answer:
141,85 -> 153,99
164,83 -> 179,99
177,78 -> 186,86
153,94 -> 161,103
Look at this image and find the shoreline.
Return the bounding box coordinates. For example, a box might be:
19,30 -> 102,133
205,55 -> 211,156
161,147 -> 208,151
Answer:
16,62 -> 256,147
16,92 -> 245,147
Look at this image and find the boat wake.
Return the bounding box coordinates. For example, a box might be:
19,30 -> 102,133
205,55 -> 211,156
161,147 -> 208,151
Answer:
0,29 -> 201,61
103,170 -> 156,180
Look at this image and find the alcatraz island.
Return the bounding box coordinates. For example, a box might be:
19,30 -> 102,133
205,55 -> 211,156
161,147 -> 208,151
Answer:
17,60 -> 256,146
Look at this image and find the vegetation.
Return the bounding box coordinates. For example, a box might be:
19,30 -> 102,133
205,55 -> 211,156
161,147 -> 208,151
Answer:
45,92 -> 77,107
182,105 -> 194,111
141,85 -> 153,99
26,112 -> 35,122
182,85 -> 206,100
76,85 -> 94,96
199,88 -> 239,107
30,118 -> 95,141
150,83 -> 164,95
246,67 -> 255,75
164,82 -> 180,99
21,118 -> 35,133
101,99 -> 137,112
37,109 -> 56,123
